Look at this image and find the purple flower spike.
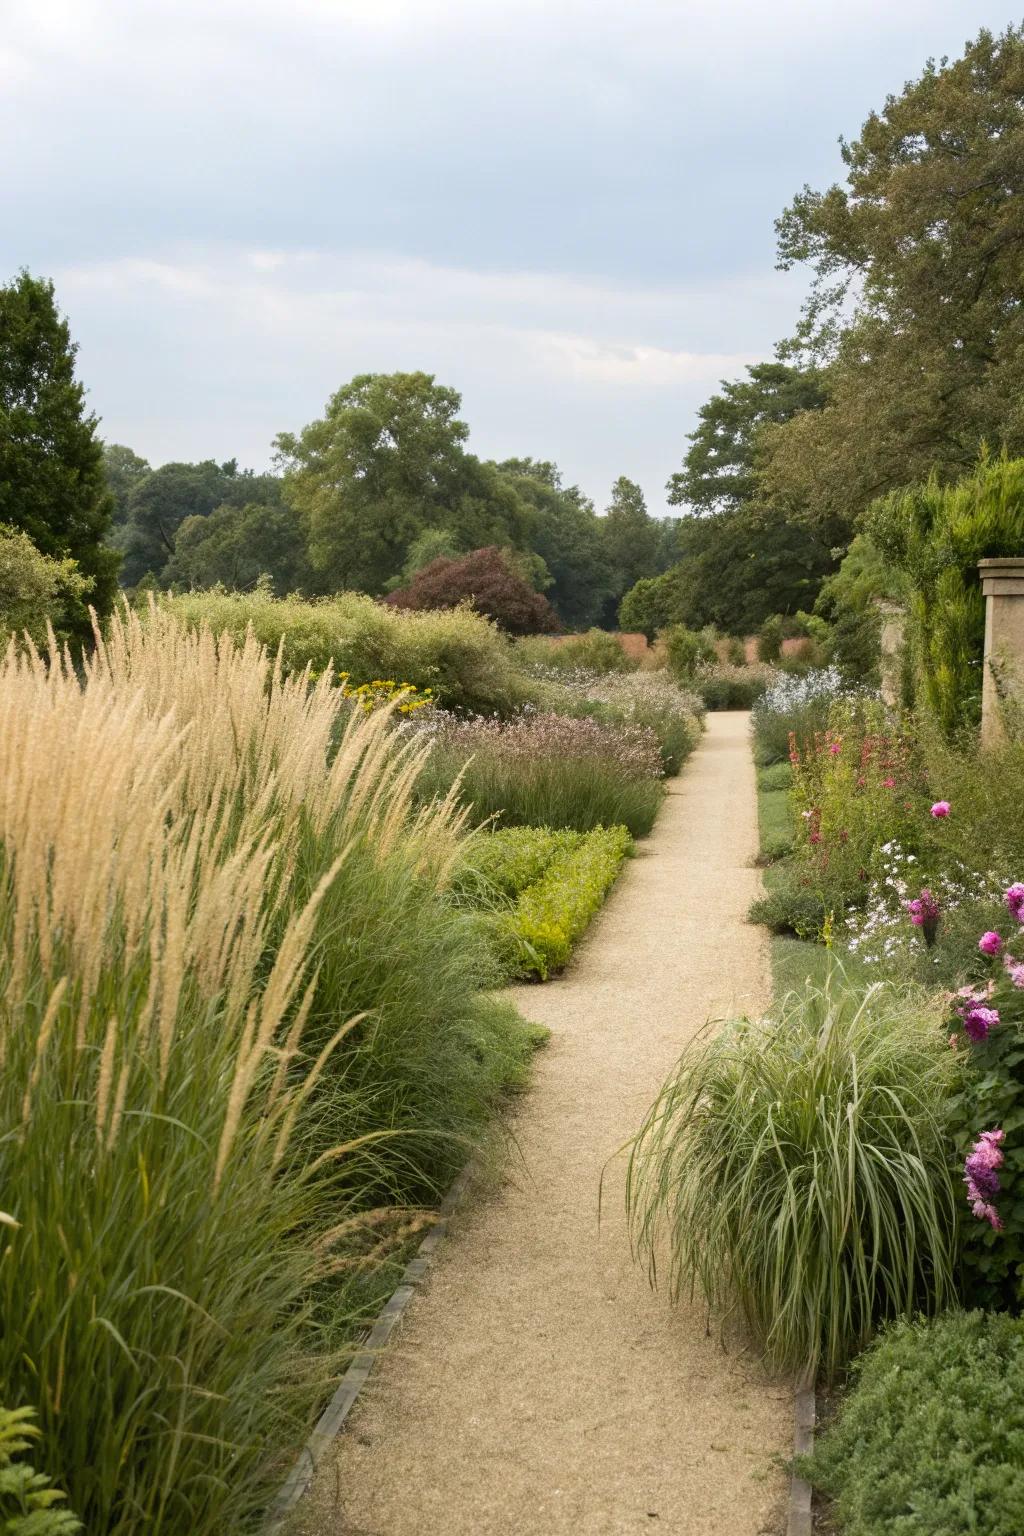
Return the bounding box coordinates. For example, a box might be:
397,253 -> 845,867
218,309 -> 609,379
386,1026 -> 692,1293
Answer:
965,1129 -> 1005,1229
1006,883 -> 1024,924
961,1005 -> 1001,1043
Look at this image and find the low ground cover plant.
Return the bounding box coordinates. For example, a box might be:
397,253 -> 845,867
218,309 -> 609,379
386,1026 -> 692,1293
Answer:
801,1311 -> 1024,1536
0,1406 -> 80,1533
0,606 -> 535,1534
456,824 -> 632,978
164,588 -> 535,715
416,710 -> 665,836
627,973 -> 960,1380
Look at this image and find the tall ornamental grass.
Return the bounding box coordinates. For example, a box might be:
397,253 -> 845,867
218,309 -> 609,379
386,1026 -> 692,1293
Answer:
626,973 -> 960,1381
416,710 -> 665,836
531,669 -> 704,776
0,605 -> 532,1534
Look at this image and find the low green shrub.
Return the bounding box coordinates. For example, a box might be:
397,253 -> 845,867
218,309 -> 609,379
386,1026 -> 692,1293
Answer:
416,711 -> 665,836
0,525 -> 92,649
516,629 -> 634,673
453,825 -> 580,903
801,1311 -> 1024,1536
163,588 -> 534,715
663,623 -> 717,679
627,971 -> 960,1380
502,825 -> 632,978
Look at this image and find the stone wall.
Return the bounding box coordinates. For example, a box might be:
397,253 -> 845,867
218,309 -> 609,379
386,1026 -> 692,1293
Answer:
980,558 -> 1024,747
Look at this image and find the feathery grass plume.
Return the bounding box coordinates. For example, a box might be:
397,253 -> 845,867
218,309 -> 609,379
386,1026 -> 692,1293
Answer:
626,968 -> 960,1381
0,604 -> 534,1533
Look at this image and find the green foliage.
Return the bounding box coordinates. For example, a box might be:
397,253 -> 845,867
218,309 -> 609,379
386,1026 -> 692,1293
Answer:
385,546 -> 558,635
663,623 -> 716,678
766,25 -> 1024,542
670,504 -> 836,635
668,361 -> 826,514
801,1311 -> 1024,1536
617,571 -> 687,642
627,972 -> 960,1380
102,444 -> 150,529
276,372 -> 531,595
0,526 -> 92,647
756,615 -> 783,662
0,1406 -> 80,1533
494,459 -> 610,630
507,825 -> 632,978
163,588 -> 533,716
528,670 -> 704,777
598,476 -> 662,621
117,459 -> 270,587
517,629 -> 633,674
455,825 -> 632,979
167,500 -> 309,594
0,271 -> 119,621
866,455 -> 1024,736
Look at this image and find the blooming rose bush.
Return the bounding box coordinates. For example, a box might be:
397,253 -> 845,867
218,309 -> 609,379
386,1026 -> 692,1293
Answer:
944,882 -> 1024,1306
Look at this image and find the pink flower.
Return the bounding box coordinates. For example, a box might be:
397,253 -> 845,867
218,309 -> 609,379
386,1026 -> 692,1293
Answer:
960,1004 -> 1000,1043
965,1128 -> 1005,1229
881,777 -> 896,788
829,741 -> 842,756
979,931 -> 1003,957
930,801 -> 951,818
1005,883 -> 1024,923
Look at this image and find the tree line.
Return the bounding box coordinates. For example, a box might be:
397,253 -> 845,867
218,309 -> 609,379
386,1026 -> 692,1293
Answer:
5,23 -> 1024,643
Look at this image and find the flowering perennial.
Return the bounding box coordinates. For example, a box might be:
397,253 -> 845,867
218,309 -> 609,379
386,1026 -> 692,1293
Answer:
964,1128 -> 1006,1229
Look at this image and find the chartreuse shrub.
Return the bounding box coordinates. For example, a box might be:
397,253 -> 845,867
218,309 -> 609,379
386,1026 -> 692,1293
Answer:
627,972 -> 960,1381
164,587 -> 535,715
801,1312 -> 1024,1536
0,605 -> 534,1534
417,711 -> 665,836
454,825 -> 632,979
0,1406 -> 79,1533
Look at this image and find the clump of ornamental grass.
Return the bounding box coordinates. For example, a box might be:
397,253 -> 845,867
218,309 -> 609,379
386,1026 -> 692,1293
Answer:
626,970 -> 961,1381
415,709 -> 665,836
0,604 -> 533,1534
531,668 -> 704,776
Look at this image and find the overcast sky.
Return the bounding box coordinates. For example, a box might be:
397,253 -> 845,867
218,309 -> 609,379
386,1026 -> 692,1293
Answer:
1,1 -> 1017,514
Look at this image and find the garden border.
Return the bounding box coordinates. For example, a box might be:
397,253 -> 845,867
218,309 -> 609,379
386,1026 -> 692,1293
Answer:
263,1160 -> 475,1534
787,1386 -> 816,1536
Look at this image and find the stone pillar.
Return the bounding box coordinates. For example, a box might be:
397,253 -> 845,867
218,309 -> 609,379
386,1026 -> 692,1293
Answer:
979,558 -> 1024,748
876,600 -> 905,709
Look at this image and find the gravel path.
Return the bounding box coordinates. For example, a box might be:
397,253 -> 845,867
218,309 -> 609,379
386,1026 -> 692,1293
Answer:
299,711 -> 790,1536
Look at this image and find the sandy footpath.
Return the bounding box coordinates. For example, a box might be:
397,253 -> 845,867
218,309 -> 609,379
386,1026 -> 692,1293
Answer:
299,711 -> 791,1536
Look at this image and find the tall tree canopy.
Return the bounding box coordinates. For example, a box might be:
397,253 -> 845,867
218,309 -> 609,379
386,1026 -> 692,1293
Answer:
764,24 -> 1024,540
0,271 -> 119,615
103,443 -> 151,528
119,460 -> 283,586
276,372 -> 531,594
668,362 -> 826,514
495,458 -> 609,628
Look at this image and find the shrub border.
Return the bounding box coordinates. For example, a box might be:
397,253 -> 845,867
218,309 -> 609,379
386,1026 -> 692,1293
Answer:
263,1160 -> 474,1534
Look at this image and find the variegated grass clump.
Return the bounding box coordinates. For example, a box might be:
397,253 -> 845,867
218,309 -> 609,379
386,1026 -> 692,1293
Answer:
626,970 -> 961,1382
0,604 -> 530,1534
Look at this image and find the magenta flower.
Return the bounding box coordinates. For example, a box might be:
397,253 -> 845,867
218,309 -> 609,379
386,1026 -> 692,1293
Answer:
979,931 -> 1003,957
1006,883 -> 1024,923
930,800 -> 951,818
828,741 -> 842,756
964,1129 -> 1005,1230
960,1004 -> 1001,1043
881,776 -> 896,788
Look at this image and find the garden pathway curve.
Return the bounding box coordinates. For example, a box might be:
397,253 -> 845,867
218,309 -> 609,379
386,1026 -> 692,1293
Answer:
300,710 -> 790,1536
